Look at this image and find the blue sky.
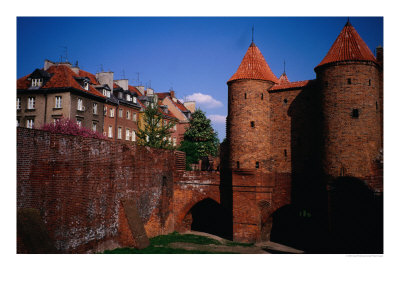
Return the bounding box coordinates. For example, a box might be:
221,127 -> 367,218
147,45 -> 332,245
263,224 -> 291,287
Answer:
17,17 -> 383,141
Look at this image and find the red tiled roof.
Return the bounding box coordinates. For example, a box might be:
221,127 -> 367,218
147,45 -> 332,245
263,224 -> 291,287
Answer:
17,65 -> 105,99
78,69 -> 99,85
278,72 -> 290,84
228,42 -> 278,83
128,85 -> 143,96
269,80 -> 313,91
174,99 -> 189,113
316,21 -> 377,68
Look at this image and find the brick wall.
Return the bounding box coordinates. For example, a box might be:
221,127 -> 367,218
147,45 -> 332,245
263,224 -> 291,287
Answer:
17,127 -> 176,253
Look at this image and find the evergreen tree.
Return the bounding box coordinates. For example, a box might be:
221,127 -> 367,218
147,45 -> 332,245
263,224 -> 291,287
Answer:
137,99 -> 176,149
178,109 -> 219,169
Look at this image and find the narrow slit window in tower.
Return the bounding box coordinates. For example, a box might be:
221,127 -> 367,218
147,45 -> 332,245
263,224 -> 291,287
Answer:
255,161 -> 259,169
325,81 -> 328,87
283,98 -> 288,104
352,108 -> 359,118
369,79 -> 371,86
250,121 -> 255,128
245,93 -> 247,99
376,101 -> 378,111
284,149 -> 287,157
236,161 -> 240,169
261,93 -> 264,100
347,78 -> 352,84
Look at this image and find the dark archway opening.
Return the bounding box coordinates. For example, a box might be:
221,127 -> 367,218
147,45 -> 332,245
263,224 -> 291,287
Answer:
190,198 -> 231,239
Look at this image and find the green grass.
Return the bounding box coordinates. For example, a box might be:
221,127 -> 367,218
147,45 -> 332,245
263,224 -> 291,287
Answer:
103,232 -> 236,254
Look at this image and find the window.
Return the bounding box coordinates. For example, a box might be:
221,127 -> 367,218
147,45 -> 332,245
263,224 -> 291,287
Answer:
369,79 -> 371,86
125,129 -> 130,141
118,92 -> 123,99
104,106 -> 107,116
31,78 -> 42,87
132,130 -> 136,142
256,161 -> 259,169
16,118 -> 20,127
133,97 -> 137,104
376,101 -> 378,111
132,113 -> 137,122
244,93 -> 247,99
284,149 -> 287,157
126,94 -> 131,101
53,118 -> 60,124
110,108 -> 115,117
93,103 -> 98,115
103,89 -> 110,97
84,82 -> 89,90
283,98 -> 288,104
108,125 -> 113,138
119,109 -> 123,118
173,124 -> 177,131
92,122 -> 97,132
77,98 -> 83,111
347,78 -> 352,85
26,118 -> 34,129
261,93 -> 264,100
126,110 -> 131,120
28,97 -> 35,109
117,127 -> 122,139
173,137 -> 177,147
250,121 -> 255,128
76,119 -> 82,127
352,109 -> 359,118
146,135 -> 149,142
236,161 -> 240,169
17,97 -> 21,110
55,96 -> 62,108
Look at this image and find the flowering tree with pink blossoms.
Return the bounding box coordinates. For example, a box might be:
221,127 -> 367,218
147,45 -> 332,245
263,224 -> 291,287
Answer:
40,118 -> 106,140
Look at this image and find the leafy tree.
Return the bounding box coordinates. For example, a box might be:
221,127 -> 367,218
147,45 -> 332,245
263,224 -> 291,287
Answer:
40,118 -> 106,140
137,99 -> 176,149
178,109 -> 219,169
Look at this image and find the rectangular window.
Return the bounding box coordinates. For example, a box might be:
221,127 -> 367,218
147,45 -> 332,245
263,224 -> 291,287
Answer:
55,96 -> 62,108
125,128 -> 130,141
76,119 -> 82,127
108,125 -> 113,138
77,98 -> 83,111
110,108 -> 115,117
28,97 -> 35,109
132,130 -> 136,142
26,118 -> 34,129
126,110 -> 131,120
119,109 -> 123,118
92,122 -> 97,132
31,78 -> 42,87
133,97 -> 137,104
255,161 -> 259,169
132,113 -> 137,122
173,137 -> 177,147
117,127 -> 122,139
17,97 -> 21,110
104,106 -> 107,116
126,94 -> 131,101
93,103 -> 98,115
352,109 -> 359,119
84,82 -> 89,90
173,124 -> 177,131
17,118 -> 20,127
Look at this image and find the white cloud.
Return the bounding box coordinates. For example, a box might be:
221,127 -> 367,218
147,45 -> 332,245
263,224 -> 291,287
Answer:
208,114 -> 226,124
185,93 -> 223,108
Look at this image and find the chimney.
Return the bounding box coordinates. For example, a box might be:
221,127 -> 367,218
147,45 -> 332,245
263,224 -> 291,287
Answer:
183,101 -> 196,113
376,46 -> 383,66
71,66 -> 80,75
114,79 -> 128,91
44,59 -> 56,71
136,86 -> 145,95
147,88 -> 154,95
170,90 -> 175,98
96,71 -> 114,93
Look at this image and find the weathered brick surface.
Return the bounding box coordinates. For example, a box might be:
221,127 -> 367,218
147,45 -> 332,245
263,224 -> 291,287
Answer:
316,62 -> 381,185
17,127 -> 176,253
173,171 -> 220,231
227,79 -> 274,170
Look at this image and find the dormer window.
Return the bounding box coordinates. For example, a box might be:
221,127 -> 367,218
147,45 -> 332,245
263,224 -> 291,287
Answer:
84,82 -> 89,90
31,78 -> 42,87
118,92 -> 123,99
133,97 -> 137,104
102,89 -> 110,97
126,94 -> 131,101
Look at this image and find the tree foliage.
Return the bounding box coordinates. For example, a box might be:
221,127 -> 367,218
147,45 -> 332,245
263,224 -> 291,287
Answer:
40,118 -> 106,140
178,109 -> 219,168
137,100 -> 176,149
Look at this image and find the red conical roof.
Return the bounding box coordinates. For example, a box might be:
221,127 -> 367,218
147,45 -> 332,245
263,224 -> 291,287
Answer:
278,72 -> 290,84
228,42 -> 278,83
316,21 -> 377,68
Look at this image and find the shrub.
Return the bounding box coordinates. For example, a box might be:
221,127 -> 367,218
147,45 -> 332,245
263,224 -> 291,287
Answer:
40,118 -> 106,140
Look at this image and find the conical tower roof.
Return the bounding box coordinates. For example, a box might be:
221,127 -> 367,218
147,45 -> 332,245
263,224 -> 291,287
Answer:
316,20 -> 377,69
278,72 -> 290,84
228,42 -> 278,83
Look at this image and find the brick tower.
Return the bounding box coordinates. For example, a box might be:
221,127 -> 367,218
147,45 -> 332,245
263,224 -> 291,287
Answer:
315,20 -> 382,187
226,42 -> 279,242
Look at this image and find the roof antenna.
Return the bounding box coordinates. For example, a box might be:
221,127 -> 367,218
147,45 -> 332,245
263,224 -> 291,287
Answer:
252,25 -> 254,43
283,60 -> 286,74
63,46 -> 68,62
346,17 -> 350,25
